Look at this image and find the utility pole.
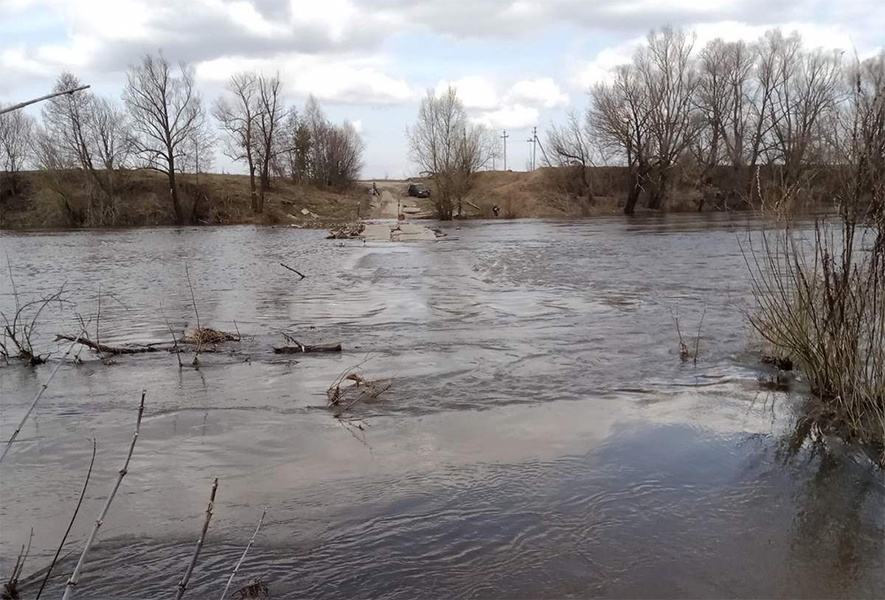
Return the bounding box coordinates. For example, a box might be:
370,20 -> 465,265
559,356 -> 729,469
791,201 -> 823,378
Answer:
526,126 -> 538,170
0,85 -> 90,115
501,130 -> 509,171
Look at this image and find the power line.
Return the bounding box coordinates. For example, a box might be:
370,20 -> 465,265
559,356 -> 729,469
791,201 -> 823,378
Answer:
526,126 -> 538,170
501,130 -> 509,171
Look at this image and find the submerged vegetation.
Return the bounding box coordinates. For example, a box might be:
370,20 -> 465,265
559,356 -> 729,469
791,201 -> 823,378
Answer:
746,52 -> 885,462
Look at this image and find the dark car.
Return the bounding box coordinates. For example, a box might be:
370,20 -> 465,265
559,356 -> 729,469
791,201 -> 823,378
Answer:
407,183 -> 431,198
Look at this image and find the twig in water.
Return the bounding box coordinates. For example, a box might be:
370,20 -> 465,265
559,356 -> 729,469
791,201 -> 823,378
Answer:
2,527 -> 33,600
164,317 -> 184,369
175,477 -> 219,600
1,324 -> 90,463
693,305 -> 707,366
184,263 -> 202,363
35,439 -> 97,600
62,391 -> 146,600
279,263 -> 306,279
219,508 -> 267,600
668,306 -> 690,361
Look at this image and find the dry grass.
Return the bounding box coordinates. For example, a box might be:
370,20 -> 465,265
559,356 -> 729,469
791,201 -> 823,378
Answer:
0,170 -> 363,229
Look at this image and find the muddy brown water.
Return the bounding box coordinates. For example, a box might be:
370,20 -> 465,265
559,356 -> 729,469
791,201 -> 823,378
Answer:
1,216 -> 883,599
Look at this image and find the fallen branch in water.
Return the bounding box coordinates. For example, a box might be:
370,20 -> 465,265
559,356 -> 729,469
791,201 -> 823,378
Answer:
219,508 -> 267,600
327,365 -> 390,415
54,334 -> 161,355
36,439 -> 97,600
63,391 -> 146,600
279,263 -> 306,279
327,223 -> 364,239
273,342 -> 342,354
175,477 -> 219,600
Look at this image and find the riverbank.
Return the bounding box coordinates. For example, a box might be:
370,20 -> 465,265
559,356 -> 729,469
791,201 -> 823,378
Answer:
0,166 -> 834,230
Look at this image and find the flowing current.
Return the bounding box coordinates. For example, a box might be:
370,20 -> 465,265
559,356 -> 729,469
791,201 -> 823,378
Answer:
1,216 -> 883,599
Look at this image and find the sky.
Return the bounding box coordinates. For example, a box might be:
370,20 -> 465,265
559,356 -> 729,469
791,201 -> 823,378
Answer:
1,0 -> 883,178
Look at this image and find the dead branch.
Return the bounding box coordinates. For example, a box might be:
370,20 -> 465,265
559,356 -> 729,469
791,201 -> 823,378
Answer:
36,439 -> 97,600
327,223 -> 364,239
175,477 -> 219,600
273,341 -> 342,354
326,364 -> 391,414
55,334 -> 161,355
63,391 -> 146,600
279,263 -> 306,279
219,508 -> 267,600
2,527 -> 33,600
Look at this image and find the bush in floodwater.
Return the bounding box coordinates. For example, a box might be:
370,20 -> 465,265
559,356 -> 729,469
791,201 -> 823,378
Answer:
745,54 -> 885,463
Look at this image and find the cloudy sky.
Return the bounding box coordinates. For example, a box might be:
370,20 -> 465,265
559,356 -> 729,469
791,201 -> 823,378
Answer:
1,0 -> 882,177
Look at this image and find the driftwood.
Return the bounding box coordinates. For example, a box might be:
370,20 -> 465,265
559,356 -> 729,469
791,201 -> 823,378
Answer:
55,334 -> 161,355
280,263 -> 306,279
327,223 -> 364,239
273,343 -> 342,354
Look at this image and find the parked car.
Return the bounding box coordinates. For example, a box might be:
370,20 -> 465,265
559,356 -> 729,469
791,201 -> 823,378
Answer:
408,183 -> 431,198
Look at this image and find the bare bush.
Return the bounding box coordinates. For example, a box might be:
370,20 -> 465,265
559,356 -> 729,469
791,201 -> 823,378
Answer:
746,52 -> 885,462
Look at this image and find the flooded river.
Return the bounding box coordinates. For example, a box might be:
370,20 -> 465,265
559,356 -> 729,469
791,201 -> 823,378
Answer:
1,217 -> 883,598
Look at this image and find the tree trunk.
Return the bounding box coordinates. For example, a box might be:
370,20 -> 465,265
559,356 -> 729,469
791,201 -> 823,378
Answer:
248,163 -> 258,213
167,157 -> 184,225
624,166 -> 642,215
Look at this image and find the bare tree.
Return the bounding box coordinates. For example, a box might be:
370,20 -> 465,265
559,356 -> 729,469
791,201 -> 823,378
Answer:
214,72 -> 259,211
545,109 -> 595,197
254,73 -> 286,213
636,27 -> 701,209
408,87 -> 493,219
589,65 -> 652,214
123,53 -> 206,224
0,108 -> 34,197
301,96 -> 363,189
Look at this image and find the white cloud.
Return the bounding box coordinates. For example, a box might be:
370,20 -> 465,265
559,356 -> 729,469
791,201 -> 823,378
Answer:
472,104 -> 539,130
196,54 -> 417,106
505,78 -> 569,108
435,76 -> 498,110
430,76 -> 567,129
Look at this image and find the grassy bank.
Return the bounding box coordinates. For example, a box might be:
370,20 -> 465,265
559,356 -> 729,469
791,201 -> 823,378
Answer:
0,170 -> 365,229
1,165 -> 840,229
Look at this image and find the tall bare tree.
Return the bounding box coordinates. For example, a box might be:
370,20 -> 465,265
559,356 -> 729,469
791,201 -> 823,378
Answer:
636,27 -> 701,209
123,53 -> 206,224
589,65 -> 652,214
214,72 -> 259,211
408,86 -> 494,219
254,73 -> 286,213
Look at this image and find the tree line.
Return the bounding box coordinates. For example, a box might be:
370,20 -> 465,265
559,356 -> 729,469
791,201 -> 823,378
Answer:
546,27 -> 885,214
0,52 -> 365,225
